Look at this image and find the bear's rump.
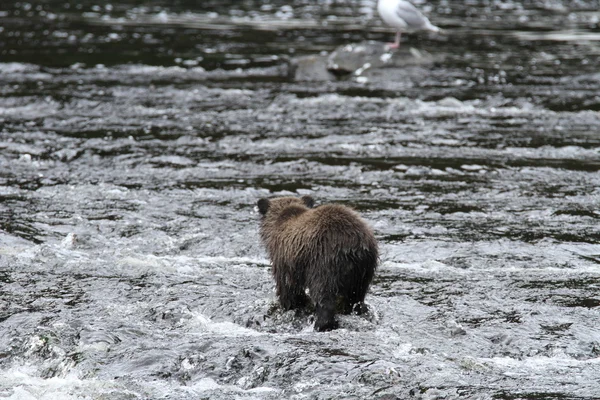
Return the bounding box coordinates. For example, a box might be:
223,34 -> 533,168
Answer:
301,246 -> 376,301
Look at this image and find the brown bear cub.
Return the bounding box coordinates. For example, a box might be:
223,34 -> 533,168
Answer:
257,195 -> 378,332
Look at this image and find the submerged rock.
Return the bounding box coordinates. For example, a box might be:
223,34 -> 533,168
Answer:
288,54 -> 336,82
327,41 -> 393,76
288,41 -> 436,81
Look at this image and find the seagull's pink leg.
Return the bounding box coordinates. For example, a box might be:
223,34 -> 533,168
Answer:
386,31 -> 401,50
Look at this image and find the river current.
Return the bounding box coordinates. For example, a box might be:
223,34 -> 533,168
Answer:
1,1 -> 600,399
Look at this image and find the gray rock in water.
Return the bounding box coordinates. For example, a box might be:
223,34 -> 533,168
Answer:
388,47 -> 436,68
327,41 -> 393,76
288,54 -> 335,81
287,41 -> 437,81
329,41 -> 436,76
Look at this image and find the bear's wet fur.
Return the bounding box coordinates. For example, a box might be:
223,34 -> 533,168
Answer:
257,195 -> 378,331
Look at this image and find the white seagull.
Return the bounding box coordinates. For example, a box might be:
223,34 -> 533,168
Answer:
377,0 -> 440,49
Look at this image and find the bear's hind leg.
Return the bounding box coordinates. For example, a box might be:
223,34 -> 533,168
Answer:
342,284 -> 369,315
340,295 -> 366,315
314,295 -> 338,331
279,289 -> 309,311
341,255 -> 376,315
275,266 -> 309,311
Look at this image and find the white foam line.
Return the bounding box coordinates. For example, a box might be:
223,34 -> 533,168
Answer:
481,355 -> 600,369
193,256 -> 268,265
380,260 -> 467,275
188,377 -> 281,394
0,367 -> 281,398
118,254 -> 268,268
187,313 -> 264,337
381,260 -> 600,275
513,30 -> 600,42
0,367 -> 112,400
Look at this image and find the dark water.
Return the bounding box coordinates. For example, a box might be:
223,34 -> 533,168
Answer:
1,0 -> 600,398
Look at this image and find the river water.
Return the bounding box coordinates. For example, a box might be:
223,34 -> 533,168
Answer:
1,0 -> 600,399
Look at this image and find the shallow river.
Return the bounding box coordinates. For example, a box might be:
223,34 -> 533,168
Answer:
1,0 -> 600,399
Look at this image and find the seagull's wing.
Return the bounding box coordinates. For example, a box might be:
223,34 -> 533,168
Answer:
395,1 -> 430,30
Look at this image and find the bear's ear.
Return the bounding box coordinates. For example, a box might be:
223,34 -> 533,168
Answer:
301,195 -> 315,208
257,198 -> 270,215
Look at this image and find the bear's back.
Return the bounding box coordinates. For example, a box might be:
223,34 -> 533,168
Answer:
287,204 -> 375,255
261,200 -> 376,265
